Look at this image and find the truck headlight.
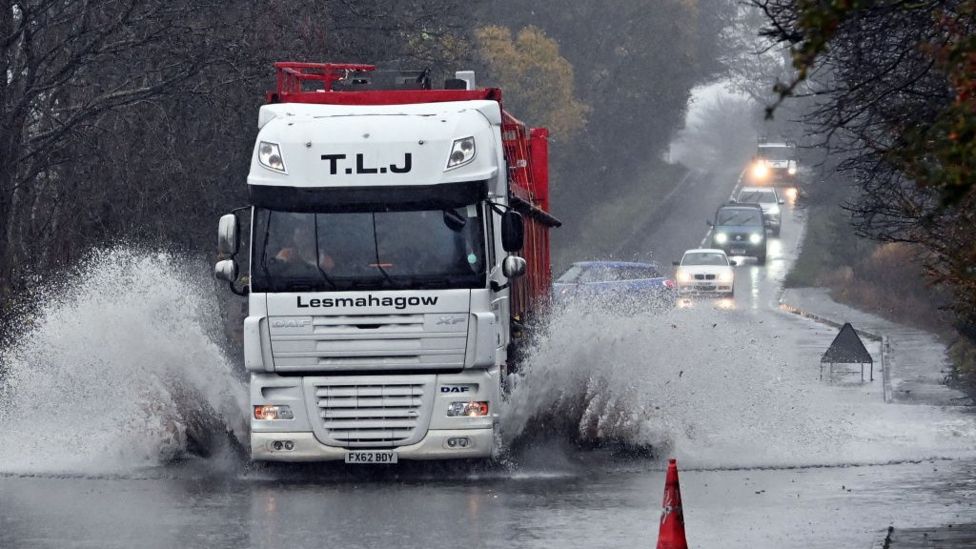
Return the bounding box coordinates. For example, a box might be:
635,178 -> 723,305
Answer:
447,401 -> 489,417
749,233 -> 763,244
751,162 -> 768,179
257,141 -> 287,173
714,232 -> 728,244
447,136 -> 476,169
254,404 -> 294,420
788,163 -> 797,175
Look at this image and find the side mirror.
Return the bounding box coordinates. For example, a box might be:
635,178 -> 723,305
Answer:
218,214 -> 238,256
502,255 -> 527,279
501,210 -> 524,252
215,259 -> 237,283
672,261 -> 681,266
778,199 -> 785,205
706,219 -> 714,227
729,260 -> 738,266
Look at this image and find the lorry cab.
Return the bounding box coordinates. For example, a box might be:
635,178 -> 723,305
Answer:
748,139 -> 798,185
215,63 -> 558,462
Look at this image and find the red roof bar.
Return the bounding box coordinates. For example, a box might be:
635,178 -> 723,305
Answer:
268,61 -> 504,106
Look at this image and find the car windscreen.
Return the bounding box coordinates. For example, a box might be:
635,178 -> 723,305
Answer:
682,253 -> 729,266
737,191 -> 776,203
716,208 -> 763,226
556,265 -> 583,283
251,205 -> 486,292
757,146 -> 795,160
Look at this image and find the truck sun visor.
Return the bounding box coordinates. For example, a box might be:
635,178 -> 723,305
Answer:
249,180 -> 489,213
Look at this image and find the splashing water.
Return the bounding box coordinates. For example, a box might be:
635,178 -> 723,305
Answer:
0,248 -> 247,475
501,296 -> 976,469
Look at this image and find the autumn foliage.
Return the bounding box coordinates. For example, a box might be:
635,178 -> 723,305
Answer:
475,25 -> 589,139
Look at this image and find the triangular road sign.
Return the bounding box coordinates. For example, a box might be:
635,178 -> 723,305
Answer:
821,323 -> 873,364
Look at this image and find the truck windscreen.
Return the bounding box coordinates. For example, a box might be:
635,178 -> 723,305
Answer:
251,205 -> 486,292
757,146 -> 794,160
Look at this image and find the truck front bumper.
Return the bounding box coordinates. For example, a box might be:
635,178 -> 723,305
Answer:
251,428 -> 494,462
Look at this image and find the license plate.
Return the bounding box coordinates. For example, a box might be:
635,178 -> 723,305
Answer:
697,285 -> 716,291
730,248 -> 746,255
345,450 -> 398,464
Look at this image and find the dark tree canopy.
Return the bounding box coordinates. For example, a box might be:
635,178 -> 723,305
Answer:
755,0 -> 976,328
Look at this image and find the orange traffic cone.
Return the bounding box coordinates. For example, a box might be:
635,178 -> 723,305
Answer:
657,458 -> 688,549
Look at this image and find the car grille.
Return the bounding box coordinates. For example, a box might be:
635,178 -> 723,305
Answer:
693,274 -> 716,281
304,375 -> 435,448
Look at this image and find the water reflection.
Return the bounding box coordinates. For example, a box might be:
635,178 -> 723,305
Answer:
676,296 -> 736,310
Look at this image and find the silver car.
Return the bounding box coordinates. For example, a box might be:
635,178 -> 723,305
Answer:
736,186 -> 784,236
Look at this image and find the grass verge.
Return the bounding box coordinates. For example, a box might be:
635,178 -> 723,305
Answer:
553,161 -> 687,270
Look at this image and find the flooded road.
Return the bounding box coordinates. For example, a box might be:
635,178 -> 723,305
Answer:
2,171 -> 974,548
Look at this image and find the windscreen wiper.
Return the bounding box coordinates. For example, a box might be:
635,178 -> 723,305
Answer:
312,215 -> 338,290
279,281 -> 319,292
370,214 -> 398,288
411,274 -> 477,289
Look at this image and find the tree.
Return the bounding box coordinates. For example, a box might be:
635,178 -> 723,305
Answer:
753,0 -> 976,327
478,0 -> 737,241
0,0 -> 475,313
721,3 -> 797,105
0,1 -> 226,300
474,25 -> 589,138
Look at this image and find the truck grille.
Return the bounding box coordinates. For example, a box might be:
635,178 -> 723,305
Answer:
304,375 -> 435,448
269,313 -> 468,372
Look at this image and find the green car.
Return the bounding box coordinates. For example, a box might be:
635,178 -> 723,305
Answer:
707,203 -> 767,265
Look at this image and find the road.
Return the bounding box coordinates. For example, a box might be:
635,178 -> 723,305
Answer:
2,170 -> 975,548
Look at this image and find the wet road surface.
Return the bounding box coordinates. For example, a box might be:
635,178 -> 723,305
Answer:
2,171 -> 975,548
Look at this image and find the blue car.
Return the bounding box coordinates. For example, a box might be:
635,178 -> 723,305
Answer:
553,261 -> 677,310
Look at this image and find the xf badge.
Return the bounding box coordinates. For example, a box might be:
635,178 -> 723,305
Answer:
435,316 -> 465,326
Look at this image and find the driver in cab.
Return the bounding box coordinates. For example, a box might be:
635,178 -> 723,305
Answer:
271,216 -> 336,274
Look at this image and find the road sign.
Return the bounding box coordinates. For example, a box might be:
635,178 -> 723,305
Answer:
820,322 -> 874,382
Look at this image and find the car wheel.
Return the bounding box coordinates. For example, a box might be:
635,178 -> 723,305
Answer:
757,251 -> 767,265
772,226 -> 781,237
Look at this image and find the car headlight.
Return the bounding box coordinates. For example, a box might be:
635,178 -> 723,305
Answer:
257,141 -> 286,173
768,204 -> 780,215
447,136 -> 476,169
749,233 -> 763,244
751,162 -> 768,179
714,232 -> 728,244
718,270 -> 734,283
677,269 -> 692,283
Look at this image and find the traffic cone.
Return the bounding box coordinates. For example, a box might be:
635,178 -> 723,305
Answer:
657,458 -> 688,549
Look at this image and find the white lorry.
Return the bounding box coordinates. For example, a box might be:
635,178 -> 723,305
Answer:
214,63 -> 559,463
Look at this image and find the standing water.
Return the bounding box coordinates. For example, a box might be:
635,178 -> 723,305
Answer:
503,297 -> 976,470
2,249 -> 973,476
